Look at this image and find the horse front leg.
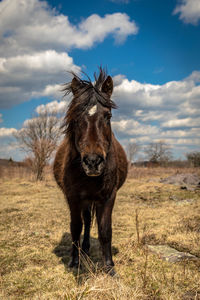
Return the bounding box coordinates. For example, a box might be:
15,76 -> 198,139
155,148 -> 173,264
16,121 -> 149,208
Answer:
68,202 -> 83,268
96,192 -> 116,275
82,206 -> 91,256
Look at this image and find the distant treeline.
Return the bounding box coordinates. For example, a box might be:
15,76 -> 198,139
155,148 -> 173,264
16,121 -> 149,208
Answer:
132,160 -> 193,168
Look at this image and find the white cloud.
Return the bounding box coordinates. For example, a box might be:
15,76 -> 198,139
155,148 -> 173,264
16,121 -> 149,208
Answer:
161,128 -> 200,138
0,50 -> 79,108
0,0 -> 138,108
78,13 -> 138,46
113,71 -> 200,115
0,0 -> 138,57
0,50 -> 78,73
0,143 -> 22,160
186,70 -> 200,82
173,0 -> 200,24
112,119 -> 159,136
111,71 -> 200,157
162,117 -> 200,128
36,84 -> 63,98
0,127 -> 20,160
0,127 -> 17,137
35,100 -> 68,114
161,138 -> 200,146
134,110 -> 172,122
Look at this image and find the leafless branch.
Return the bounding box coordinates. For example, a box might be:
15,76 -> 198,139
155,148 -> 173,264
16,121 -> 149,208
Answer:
14,108 -> 63,180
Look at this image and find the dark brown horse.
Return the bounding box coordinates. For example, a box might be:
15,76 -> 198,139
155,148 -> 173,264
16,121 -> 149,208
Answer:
53,68 -> 128,275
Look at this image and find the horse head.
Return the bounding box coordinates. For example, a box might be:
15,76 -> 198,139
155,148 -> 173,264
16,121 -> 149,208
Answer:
65,70 -> 116,177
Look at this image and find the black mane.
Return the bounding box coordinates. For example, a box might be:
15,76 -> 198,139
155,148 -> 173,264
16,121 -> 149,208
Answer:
62,68 -> 117,133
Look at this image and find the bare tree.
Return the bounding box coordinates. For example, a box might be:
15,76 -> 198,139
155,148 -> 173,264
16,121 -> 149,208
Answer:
14,109 -> 62,180
126,142 -> 140,166
186,151 -> 200,167
144,140 -> 173,165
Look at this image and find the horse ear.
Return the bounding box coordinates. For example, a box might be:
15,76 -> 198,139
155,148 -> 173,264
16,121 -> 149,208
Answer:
71,77 -> 81,95
101,76 -> 113,97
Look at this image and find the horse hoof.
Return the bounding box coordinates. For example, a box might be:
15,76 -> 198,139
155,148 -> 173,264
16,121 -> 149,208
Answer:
104,265 -> 117,277
68,258 -> 79,268
82,251 -> 90,259
82,249 -> 90,257
112,271 -> 120,279
108,268 -> 117,277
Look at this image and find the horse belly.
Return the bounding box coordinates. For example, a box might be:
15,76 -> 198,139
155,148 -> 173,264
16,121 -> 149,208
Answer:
53,140 -> 68,191
113,138 -> 128,190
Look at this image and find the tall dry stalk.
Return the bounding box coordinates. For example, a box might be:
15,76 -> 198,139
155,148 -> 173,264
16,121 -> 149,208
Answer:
135,209 -> 140,245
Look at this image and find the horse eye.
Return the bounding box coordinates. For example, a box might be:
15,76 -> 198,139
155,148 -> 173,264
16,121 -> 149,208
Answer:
105,113 -> 112,121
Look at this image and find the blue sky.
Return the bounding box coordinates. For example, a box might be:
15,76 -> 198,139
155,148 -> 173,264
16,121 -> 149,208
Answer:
0,0 -> 200,160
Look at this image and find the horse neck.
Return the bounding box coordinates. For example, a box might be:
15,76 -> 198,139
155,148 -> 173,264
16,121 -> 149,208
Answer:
65,127 -> 80,160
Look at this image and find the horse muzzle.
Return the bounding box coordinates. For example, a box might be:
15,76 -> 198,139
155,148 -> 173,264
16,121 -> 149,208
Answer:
82,154 -> 105,177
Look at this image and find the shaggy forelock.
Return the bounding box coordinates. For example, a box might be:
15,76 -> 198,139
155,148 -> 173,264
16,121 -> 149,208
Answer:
62,68 -> 116,134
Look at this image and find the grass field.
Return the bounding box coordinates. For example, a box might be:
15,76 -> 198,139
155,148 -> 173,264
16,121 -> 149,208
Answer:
0,167 -> 200,299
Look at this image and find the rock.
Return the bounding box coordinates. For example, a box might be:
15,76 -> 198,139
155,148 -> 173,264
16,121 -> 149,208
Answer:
181,185 -> 196,191
146,245 -> 198,262
160,173 -> 200,190
175,199 -> 195,206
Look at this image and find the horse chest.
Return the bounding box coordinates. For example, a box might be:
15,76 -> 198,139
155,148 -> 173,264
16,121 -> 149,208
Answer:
64,165 -> 115,202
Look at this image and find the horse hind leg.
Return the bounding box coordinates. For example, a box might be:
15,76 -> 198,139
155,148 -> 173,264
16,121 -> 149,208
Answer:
82,206 -> 91,256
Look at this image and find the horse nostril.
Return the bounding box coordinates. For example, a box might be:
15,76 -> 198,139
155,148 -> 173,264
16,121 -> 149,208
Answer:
83,156 -> 89,166
96,155 -> 104,165
83,154 -> 104,168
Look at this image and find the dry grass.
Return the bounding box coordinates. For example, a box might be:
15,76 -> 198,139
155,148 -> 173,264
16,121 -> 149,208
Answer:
0,167 -> 200,299
0,164 -> 52,182
0,165 -> 34,181
128,166 -> 200,180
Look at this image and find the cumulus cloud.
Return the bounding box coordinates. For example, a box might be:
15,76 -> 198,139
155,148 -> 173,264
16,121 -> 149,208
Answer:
35,100 -> 68,114
0,50 -> 79,108
112,119 -> 159,137
0,142 -> 22,160
34,84 -> 63,99
0,127 -> 17,137
173,0 -> 200,24
0,51 -> 78,73
113,71 -> 200,115
0,0 -> 138,108
0,127 -> 20,159
111,71 -> 200,156
0,0 -> 138,57
162,117 -> 200,128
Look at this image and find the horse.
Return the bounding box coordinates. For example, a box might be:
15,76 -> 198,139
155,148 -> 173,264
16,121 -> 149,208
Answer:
53,68 -> 128,275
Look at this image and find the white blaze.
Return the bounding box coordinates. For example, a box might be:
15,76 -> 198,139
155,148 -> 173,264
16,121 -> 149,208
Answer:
88,105 -> 97,116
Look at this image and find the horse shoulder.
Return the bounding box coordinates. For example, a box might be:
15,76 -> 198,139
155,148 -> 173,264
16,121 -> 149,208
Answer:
112,134 -> 128,189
